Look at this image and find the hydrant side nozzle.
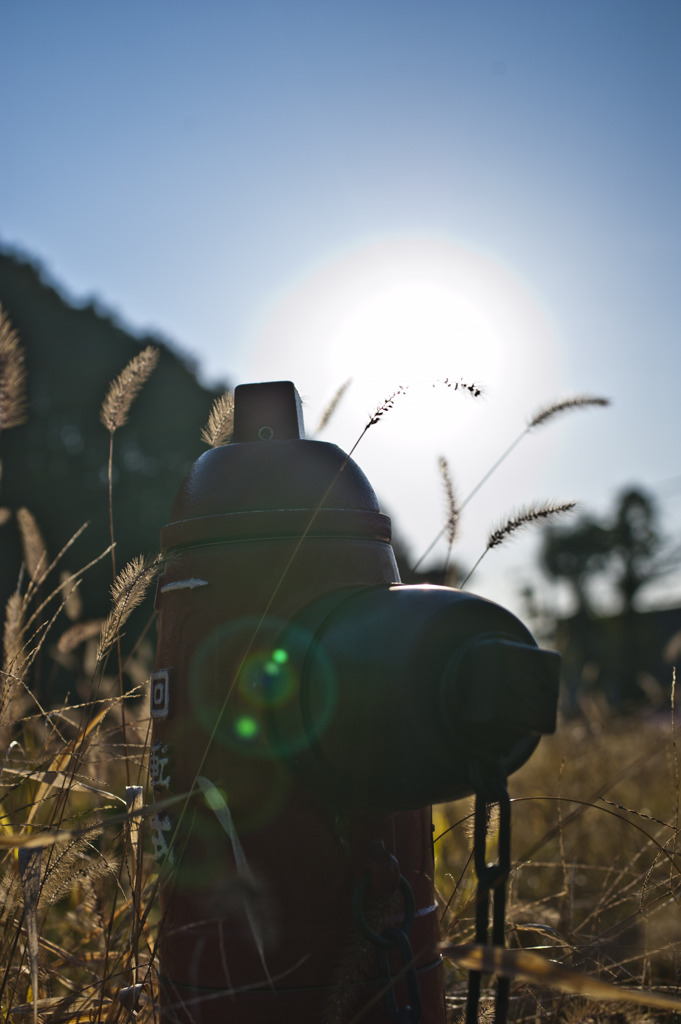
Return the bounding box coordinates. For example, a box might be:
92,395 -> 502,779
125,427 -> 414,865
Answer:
440,637 -> 560,757
273,584 -> 561,810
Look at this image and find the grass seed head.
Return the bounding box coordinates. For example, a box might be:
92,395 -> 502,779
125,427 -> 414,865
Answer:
3,591 -> 26,679
529,394 -> 610,430
487,500 -> 577,550
99,345 -> 159,433
97,554 -> 161,662
439,456 -> 459,546
201,390 -> 234,447
315,378 -> 352,435
0,303 -> 28,431
367,385 -> 408,427
434,376 -> 483,398
16,507 -> 48,582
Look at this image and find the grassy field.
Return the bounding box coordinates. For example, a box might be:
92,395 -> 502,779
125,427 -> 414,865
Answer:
1,311 -> 680,1022
436,704 -> 681,1022
1,661 -> 679,1022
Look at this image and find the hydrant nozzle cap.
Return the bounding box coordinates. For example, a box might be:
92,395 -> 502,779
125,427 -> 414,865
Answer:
233,381 -> 304,442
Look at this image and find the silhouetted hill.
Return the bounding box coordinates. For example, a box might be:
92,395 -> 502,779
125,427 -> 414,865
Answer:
0,247 -> 226,645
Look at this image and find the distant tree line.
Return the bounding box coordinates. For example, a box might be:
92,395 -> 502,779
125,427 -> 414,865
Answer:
0,247 -> 226,699
538,488 -> 680,710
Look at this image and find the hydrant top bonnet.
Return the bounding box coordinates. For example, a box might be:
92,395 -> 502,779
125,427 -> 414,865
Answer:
161,381 -> 392,551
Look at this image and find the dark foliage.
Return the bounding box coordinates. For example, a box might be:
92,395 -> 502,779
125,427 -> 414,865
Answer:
0,247 -> 227,693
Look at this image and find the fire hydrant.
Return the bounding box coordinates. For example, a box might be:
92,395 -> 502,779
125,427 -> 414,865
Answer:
150,381 -> 559,1024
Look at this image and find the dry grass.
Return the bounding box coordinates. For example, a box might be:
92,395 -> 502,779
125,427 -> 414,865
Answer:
200,391 -> 234,448
0,303 -> 28,432
0,336 -> 678,1022
2,667 -> 679,1022
435,710 -> 681,1021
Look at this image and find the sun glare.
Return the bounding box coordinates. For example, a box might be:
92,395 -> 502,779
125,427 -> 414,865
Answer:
243,236 -> 562,419
241,236 -> 564,611
326,277 -> 499,389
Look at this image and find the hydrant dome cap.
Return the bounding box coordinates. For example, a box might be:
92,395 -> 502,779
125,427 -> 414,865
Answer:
169,439 -> 382,521
162,380 -> 393,549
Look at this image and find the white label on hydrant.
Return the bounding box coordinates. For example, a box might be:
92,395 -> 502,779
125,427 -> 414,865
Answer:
150,813 -> 174,863
150,669 -> 170,718
149,742 -> 170,790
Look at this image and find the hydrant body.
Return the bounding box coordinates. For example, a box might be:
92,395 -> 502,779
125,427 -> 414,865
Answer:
151,381 -> 559,1023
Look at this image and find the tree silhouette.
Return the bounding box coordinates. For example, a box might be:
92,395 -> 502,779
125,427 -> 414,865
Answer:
541,516 -> 611,616
541,487 -> 678,708
611,488 -> 662,613
541,487 -> 670,617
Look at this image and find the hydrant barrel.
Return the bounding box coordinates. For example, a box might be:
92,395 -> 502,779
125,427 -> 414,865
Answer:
150,380 -> 559,1023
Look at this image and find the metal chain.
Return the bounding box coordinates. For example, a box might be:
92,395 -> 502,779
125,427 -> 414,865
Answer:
466,761 -> 511,1024
352,871 -> 422,1024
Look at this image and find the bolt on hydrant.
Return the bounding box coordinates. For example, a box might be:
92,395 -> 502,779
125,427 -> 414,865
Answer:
150,381 -> 560,1024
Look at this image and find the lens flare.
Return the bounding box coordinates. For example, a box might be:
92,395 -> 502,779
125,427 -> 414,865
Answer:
189,617 -> 336,757
234,715 -> 259,740
238,650 -> 295,708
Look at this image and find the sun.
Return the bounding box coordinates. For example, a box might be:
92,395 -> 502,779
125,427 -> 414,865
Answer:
242,235 -> 562,424
239,235 -> 565,608
325,276 -> 499,391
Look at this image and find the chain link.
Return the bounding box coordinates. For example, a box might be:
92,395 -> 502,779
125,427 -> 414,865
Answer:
352,870 -> 422,1024
466,761 -> 511,1024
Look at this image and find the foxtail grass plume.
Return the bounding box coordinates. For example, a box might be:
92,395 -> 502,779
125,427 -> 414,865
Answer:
97,554 -> 161,663
367,385 -> 408,428
100,345 -> 159,433
101,346 -> 159,582
0,459 -> 8,524
2,591 -> 26,707
528,394 -> 610,429
57,619 -> 105,655
343,385 -> 410,462
4,593 -> 27,670
433,376 -> 483,397
59,569 -> 83,621
438,456 -> 459,547
16,507 -> 47,582
201,390 -> 234,447
460,500 -> 576,588
0,303 -> 27,431
314,379 -> 351,435
487,500 -> 577,549
9,832 -> 114,910
21,523 -> 101,635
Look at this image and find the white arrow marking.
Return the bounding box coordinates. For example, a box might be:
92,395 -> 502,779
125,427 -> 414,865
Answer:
160,577 -> 209,593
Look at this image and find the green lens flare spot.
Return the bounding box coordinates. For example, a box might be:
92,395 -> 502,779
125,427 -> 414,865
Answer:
235,715 -> 259,740
189,617 -> 335,757
238,651 -> 295,707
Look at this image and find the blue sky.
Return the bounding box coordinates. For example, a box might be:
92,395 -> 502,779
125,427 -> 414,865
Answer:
3,1 -> 680,618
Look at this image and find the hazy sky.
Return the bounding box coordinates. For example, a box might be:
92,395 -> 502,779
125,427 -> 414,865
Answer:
3,1 -> 680,619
